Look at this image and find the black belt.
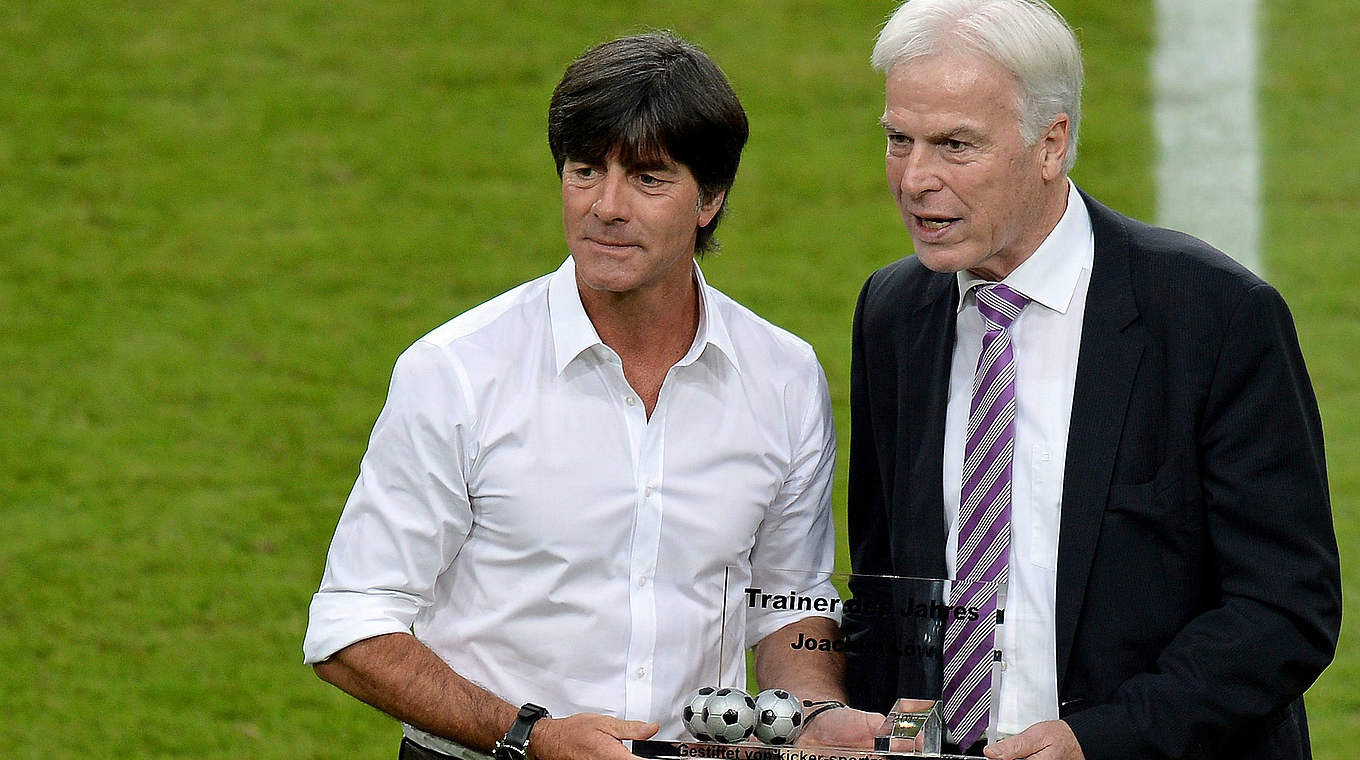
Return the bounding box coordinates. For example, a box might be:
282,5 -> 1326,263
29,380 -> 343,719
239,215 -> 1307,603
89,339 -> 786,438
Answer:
400,737 -> 463,760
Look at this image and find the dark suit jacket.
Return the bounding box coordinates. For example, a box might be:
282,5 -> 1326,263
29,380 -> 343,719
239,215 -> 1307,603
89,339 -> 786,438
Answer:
844,190 -> 1341,760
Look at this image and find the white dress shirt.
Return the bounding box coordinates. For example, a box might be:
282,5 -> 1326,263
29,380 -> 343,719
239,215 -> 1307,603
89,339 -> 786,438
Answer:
943,181 -> 1094,736
304,257 -> 839,753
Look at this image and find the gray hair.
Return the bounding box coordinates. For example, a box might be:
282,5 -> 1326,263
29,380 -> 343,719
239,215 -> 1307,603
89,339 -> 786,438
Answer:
872,0 -> 1083,173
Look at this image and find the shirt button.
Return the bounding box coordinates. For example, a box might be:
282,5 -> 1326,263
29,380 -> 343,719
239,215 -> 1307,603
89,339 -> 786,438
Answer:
644,485 -> 655,497
625,396 -> 638,406
636,667 -> 648,679
637,575 -> 649,587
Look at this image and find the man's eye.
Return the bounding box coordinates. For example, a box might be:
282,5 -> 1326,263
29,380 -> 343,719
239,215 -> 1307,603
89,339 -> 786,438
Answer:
575,167 -> 598,178
945,139 -> 966,151
638,174 -> 663,186
887,133 -> 912,151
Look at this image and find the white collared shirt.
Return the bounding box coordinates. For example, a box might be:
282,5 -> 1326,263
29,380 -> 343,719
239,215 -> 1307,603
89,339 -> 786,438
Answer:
944,180 -> 1094,735
304,257 -> 839,750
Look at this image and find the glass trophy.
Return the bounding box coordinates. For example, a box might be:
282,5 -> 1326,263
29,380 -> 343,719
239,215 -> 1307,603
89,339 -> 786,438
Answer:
632,567 -> 1005,760
876,698 -> 943,755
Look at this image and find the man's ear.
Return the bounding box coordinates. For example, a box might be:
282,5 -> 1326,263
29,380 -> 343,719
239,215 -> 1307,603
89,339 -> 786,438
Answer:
1038,114 -> 1071,181
698,189 -> 726,227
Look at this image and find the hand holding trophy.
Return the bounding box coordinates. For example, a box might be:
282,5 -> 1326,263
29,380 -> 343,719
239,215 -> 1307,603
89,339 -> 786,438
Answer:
635,568 -> 992,759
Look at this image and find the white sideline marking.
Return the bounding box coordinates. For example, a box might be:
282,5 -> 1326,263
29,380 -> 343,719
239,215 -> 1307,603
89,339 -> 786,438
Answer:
1152,0 -> 1262,274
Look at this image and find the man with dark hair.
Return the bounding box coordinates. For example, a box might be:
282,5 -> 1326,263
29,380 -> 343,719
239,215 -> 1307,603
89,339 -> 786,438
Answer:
304,33 -> 879,760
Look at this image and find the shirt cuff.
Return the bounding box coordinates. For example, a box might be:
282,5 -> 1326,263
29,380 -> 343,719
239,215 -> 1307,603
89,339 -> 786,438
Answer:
302,589 -> 422,664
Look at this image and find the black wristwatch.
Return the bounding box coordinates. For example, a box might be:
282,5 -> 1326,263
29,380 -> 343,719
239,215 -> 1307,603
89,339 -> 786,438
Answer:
492,702 -> 550,760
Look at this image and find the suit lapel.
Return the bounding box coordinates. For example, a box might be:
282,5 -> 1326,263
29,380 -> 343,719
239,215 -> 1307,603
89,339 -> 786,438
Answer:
896,272 -> 957,578
1054,193 -> 1146,689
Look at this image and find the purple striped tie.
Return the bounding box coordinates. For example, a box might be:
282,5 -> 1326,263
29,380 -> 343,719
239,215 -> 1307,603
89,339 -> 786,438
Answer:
942,283 -> 1028,750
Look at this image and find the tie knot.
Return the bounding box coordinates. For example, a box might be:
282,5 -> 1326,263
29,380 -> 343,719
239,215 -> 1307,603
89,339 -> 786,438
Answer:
975,283 -> 1028,330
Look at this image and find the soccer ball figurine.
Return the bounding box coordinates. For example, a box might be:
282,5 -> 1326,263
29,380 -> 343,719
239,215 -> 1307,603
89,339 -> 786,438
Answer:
753,689 -> 804,745
681,687 -> 717,742
701,687 -> 757,743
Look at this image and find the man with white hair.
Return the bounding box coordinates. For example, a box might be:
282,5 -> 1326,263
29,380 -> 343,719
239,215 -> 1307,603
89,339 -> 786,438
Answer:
844,1 -> 1340,759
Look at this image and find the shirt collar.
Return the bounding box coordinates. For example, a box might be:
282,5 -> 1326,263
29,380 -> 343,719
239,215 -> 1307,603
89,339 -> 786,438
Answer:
956,179 -> 1094,314
689,263 -> 742,375
547,256 -> 740,375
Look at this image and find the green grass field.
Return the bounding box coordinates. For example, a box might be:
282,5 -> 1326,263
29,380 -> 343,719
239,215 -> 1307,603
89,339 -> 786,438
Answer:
1,1 -> 1355,757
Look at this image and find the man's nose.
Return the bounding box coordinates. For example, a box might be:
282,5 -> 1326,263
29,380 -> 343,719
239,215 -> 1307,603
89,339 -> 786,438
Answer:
591,172 -> 630,222
897,148 -> 944,196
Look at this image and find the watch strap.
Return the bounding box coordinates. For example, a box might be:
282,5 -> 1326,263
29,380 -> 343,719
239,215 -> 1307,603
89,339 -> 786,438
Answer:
493,702 -> 550,760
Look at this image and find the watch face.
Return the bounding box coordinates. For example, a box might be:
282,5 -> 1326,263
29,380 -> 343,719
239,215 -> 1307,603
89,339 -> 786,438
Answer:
493,743 -> 526,760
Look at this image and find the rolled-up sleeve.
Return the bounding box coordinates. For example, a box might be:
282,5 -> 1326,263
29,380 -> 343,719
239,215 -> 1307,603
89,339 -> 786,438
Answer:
303,340 -> 476,664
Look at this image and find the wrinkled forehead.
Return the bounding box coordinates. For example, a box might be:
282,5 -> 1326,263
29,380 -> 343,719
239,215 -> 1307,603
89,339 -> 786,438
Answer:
883,50 -> 1026,121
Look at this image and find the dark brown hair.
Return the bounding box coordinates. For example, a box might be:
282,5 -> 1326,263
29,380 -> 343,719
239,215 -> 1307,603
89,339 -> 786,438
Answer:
548,33 -> 749,253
